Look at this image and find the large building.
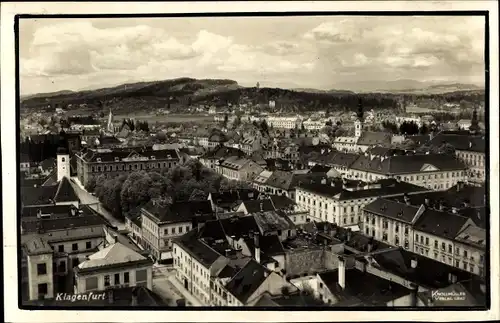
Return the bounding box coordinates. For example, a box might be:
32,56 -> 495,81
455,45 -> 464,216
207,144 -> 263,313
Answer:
429,132 -> 486,184
296,178 -> 430,227
74,238 -> 154,293
140,199 -> 215,261
265,116 -> 302,129
216,156 -> 264,182
75,146 -> 180,187
199,145 -> 246,170
20,205 -> 108,301
348,153 -> 467,190
362,197 -> 484,277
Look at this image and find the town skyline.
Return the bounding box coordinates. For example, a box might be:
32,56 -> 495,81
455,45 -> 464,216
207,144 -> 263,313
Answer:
20,15 -> 485,95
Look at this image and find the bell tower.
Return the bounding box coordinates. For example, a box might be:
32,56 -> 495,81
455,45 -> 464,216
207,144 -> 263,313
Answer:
355,99 -> 364,138
56,147 -> 70,181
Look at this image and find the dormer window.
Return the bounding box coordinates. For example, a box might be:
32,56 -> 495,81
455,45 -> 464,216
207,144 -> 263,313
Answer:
114,157 -> 119,162
151,156 -> 156,160
97,158 -> 102,162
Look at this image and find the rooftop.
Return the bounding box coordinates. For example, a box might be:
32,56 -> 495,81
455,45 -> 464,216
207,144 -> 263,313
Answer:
224,259 -> 271,304
77,242 -> 150,272
141,199 -> 214,224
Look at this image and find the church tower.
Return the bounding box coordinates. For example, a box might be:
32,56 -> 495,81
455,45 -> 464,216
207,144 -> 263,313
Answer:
354,99 -> 364,138
56,147 -> 70,182
107,108 -> 114,133
469,107 -> 480,134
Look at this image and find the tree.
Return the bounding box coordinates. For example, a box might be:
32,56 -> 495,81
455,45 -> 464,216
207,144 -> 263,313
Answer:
260,120 -> 269,135
419,123 -> 429,135
189,188 -> 207,201
223,114 -> 229,128
325,120 -> 333,127
233,115 -> 242,129
85,176 -> 97,193
120,171 -> 155,214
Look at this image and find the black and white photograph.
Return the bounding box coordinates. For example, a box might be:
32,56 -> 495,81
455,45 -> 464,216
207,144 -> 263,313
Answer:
2,1 -> 499,322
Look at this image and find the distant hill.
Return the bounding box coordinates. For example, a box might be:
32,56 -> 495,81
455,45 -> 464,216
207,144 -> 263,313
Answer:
335,79 -> 484,94
20,77 -> 485,114
21,90 -> 75,101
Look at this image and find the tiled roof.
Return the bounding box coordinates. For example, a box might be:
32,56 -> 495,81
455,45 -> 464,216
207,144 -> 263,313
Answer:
220,216 -> 260,239
77,242 -> 149,271
414,209 -> 472,239
80,147 -> 179,163
251,211 -> 295,234
244,234 -> 285,256
370,247 -> 477,289
201,145 -> 245,160
41,171 -> 58,187
174,229 -> 224,267
240,199 -> 275,213
350,153 -> 466,175
210,189 -> 260,207
269,195 -> 296,211
24,236 -> 53,255
53,177 -> 79,203
319,268 -> 412,306
364,198 -> 423,223
21,214 -> 107,233
225,259 -> 270,303
356,131 -> 392,146
455,224 -> 486,249
21,185 -> 59,206
309,164 -> 332,174
142,200 -> 214,224
429,133 -> 485,153
326,152 -> 360,168
220,156 -> 253,170
21,204 -> 95,219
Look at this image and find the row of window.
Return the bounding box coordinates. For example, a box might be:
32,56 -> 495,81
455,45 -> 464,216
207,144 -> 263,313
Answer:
90,161 -> 176,172
57,241 -> 93,253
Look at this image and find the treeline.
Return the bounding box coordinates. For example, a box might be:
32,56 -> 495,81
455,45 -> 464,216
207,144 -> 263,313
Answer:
20,134 -> 69,162
86,159 -> 252,219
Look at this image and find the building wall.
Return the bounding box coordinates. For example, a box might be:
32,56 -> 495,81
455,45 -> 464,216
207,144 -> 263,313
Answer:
75,264 -> 153,293
246,272 -> 292,305
27,253 -> 54,300
348,169 -> 467,191
362,212 -> 415,251
456,150 -> 485,183
140,211 -> 192,260
77,157 -> 179,187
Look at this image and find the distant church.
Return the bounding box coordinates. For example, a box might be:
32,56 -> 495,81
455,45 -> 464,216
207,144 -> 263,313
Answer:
106,108 -> 120,134
333,99 -> 394,153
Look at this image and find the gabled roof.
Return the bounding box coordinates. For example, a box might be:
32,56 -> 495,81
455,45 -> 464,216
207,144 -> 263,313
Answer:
350,153 -> 466,175
414,209 -> 472,240
363,198 -> 423,224
240,199 -> 275,213
21,214 -> 107,233
80,147 -> 179,163
220,216 -> 260,239
142,200 -> 214,224
455,224 -> 486,249
430,133 -> 485,153
225,259 -> 271,304
252,211 -> 295,234
356,131 -> 392,146
21,185 -> 59,206
200,145 -> 245,160
24,235 -> 53,255
77,242 -> 149,271
210,189 -> 260,207
53,177 -> 79,203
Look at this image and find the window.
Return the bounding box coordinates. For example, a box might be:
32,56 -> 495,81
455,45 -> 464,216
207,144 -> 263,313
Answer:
172,227 -> 176,234
425,237 -> 429,245
456,247 -> 460,255
416,234 -> 419,242
85,276 -> 98,291
470,264 -> 475,273
136,269 -> 148,284
164,228 -> 169,235
72,243 -> 78,251
441,242 -> 446,251
38,283 -> 48,296
395,224 -> 399,233
372,230 -> 375,237
463,262 -> 468,270
404,226 -> 409,235
420,236 -> 424,244
365,228 -> 369,235
455,260 -> 460,267
185,226 -> 189,232
434,252 -> 438,259
382,233 -> 388,241
86,241 -> 92,249
58,245 -> 64,252
179,226 -> 183,234
435,240 -> 438,248
395,236 -> 400,245
104,275 -> 110,287
464,250 -> 468,258
114,273 -> 120,285
37,263 -> 47,276
404,240 -> 409,249
58,261 -> 66,273
448,245 -> 453,253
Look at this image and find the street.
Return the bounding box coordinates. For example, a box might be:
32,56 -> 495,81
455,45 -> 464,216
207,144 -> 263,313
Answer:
152,265 -> 203,307
70,177 -> 125,230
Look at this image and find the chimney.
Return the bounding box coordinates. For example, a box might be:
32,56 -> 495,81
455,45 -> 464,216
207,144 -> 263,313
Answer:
37,209 -> 42,219
409,283 -> 419,307
403,194 -> 410,205
439,202 -> 445,211
469,141 -> 472,148
410,258 -> 418,269
346,228 -> 352,242
424,198 -> 430,207
260,202 -> 264,212
254,233 -> 261,264
197,222 -> 203,233
338,256 -> 346,289
321,177 -> 327,184
131,287 -> 138,306
107,289 -> 114,304
367,238 -> 373,253
70,207 -> 77,217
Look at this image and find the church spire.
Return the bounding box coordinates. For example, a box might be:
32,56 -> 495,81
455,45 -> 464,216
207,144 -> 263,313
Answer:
469,106 -> 479,134
356,98 -> 364,121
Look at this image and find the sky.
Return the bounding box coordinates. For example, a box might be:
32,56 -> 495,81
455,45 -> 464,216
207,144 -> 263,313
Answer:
19,15 -> 486,95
